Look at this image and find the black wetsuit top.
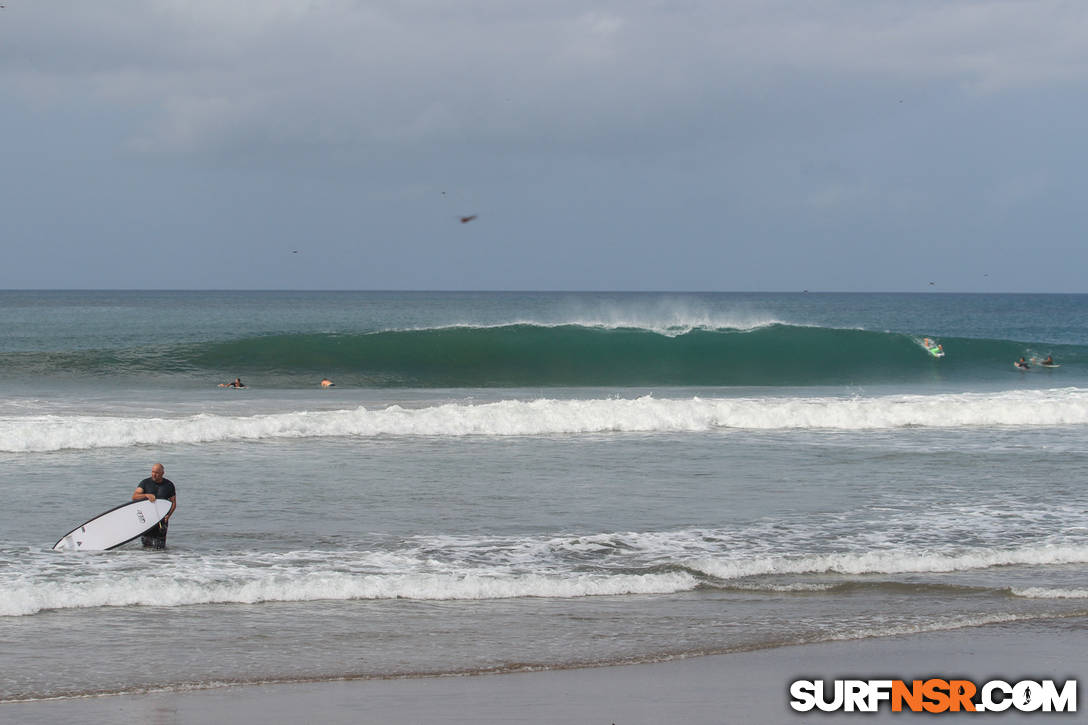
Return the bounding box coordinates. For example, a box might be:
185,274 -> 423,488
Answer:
138,477 -> 175,547
138,476 -> 176,501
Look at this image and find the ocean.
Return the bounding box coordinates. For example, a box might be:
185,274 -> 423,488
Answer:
1,290 -> 1086,701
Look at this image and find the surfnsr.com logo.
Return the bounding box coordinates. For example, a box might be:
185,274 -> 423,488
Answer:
789,678 -> 1077,713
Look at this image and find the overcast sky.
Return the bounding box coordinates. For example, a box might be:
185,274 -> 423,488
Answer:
2,1 -> 1087,291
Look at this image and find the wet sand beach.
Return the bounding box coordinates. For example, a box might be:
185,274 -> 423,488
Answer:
6,618 -> 1083,725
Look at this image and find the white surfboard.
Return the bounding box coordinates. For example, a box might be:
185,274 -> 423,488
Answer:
53,499 -> 173,551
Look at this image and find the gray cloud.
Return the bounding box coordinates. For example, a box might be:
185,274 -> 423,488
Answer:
7,1 -> 1088,158
3,1 -> 1088,290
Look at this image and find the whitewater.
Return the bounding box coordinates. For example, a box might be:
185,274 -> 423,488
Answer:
6,389 -> 1088,452
6,537 -> 1088,617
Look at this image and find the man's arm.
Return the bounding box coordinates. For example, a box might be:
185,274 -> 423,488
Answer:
165,495 -> 177,522
132,486 -> 156,502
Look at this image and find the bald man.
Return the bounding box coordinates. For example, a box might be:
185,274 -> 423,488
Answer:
132,463 -> 177,549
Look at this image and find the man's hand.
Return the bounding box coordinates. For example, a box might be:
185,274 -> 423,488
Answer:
145,493 -> 156,502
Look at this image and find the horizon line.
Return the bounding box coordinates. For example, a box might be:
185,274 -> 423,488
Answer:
1,288 -> 1085,296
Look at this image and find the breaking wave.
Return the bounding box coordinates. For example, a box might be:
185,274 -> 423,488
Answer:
2,323 -> 1081,387
9,538 -> 1087,616
5,389 -> 1088,452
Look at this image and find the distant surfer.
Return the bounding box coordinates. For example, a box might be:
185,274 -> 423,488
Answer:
1043,355 -> 1055,366
320,378 -> 334,388
219,377 -> 246,389
1016,357 -> 1030,370
132,463 -> 177,549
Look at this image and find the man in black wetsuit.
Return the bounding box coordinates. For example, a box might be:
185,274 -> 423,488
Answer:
132,463 -> 177,548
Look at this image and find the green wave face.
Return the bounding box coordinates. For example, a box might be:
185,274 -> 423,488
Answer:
181,324 -> 1082,387
4,324 -> 1079,388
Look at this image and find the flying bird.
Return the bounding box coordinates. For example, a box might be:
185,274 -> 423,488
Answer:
460,215 -> 477,224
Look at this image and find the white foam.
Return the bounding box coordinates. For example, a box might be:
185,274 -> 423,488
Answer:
9,531 -> 1087,616
5,388 -> 1088,452
0,570 -> 698,617
730,582 -> 837,593
1010,587 -> 1088,599
688,544 -> 1088,580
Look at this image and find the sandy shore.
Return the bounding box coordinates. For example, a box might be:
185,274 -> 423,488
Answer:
5,617 -> 1084,724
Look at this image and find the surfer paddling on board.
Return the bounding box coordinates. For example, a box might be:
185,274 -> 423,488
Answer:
132,463 -> 177,549
219,377 -> 246,389
1016,357 -> 1030,370
320,378 -> 334,388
